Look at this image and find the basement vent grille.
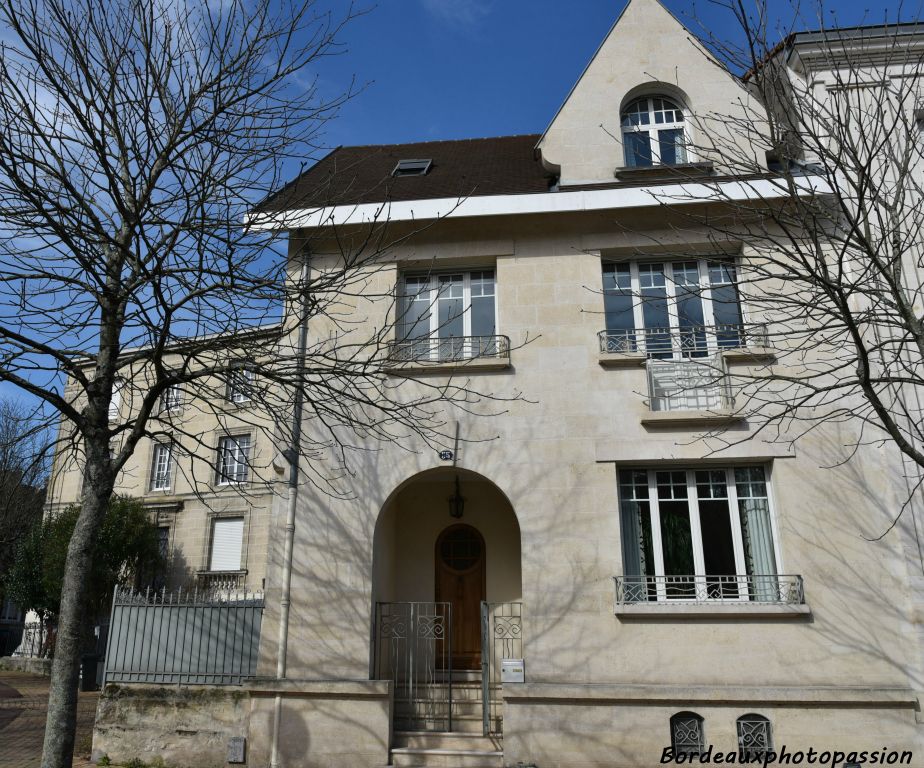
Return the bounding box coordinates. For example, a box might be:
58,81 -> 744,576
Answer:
393,159 -> 432,177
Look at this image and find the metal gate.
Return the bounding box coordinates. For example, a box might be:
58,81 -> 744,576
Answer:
481,601 -> 522,736
374,602 -> 452,731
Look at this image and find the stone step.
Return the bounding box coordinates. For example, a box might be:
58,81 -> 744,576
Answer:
394,686 -> 487,702
394,731 -> 502,751
391,747 -> 504,768
393,715 -> 497,734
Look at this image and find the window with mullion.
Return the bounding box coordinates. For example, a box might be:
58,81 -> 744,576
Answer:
621,96 -> 687,168
217,434 -> 251,485
618,467 -> 778,602
602,258 -> 742,358
149,442 -> 174,491
398,270 -> 496,361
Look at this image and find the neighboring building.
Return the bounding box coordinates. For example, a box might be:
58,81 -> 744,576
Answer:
46,328 -> 283,594
90,2 -> 924,767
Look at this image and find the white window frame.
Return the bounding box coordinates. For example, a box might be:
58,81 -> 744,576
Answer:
216,434 -> 252,485
159,385 -> 182,413
207,515 -> 246,572
108,378 -> 124,421
626,467 -> 781,602
227,364 -> 254,404
399,269 -> 498,359
621,96 -> 689,167
603,258 -> 745,358
149,441 -> 174,492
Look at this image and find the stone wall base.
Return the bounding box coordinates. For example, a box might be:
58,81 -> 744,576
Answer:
91,678 -> 391,768
0,656 -> 52,676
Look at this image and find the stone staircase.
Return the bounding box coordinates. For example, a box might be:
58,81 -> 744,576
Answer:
390,732 -> 503,767
389,671 -> 503,767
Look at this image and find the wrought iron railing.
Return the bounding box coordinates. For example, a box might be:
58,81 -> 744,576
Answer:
374,602 -> 452,732
481,601 -> 522,737
647,355 -> 733,412
614,574 -> 804,605
104,585 -> 264,685
388,335 -> 510,364
195,569 -> 248,593
598,323 -> 768,357
9,621 -> 51,658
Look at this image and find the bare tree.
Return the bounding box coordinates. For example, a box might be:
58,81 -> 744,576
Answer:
0,1 -> 518,765
0,399 -> 47,580
616,4 -> 924,504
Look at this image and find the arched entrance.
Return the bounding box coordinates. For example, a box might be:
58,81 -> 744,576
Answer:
371,467 -> 522,734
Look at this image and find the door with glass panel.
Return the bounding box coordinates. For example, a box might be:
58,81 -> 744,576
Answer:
618,467 -> 778,602
399,271 -> 496,361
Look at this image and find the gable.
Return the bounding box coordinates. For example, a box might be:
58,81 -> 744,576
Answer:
537,0 -> 765,184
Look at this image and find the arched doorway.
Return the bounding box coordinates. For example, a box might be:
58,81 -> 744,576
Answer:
371,468 -> 522,734
435,524 -> 485,670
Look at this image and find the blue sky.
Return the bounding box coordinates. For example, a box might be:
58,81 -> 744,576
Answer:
314,0 -> 914,153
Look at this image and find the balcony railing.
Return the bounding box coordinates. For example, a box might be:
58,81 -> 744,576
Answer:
388,335 -> 510,364
598,323 -> 768,357
614,574 -> 805,605
196,569 -> 247,593
647,355 -> 732,412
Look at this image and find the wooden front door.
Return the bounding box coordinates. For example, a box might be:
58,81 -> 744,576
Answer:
435,524 -> 485,670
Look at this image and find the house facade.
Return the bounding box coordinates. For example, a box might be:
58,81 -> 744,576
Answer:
87,2 -> 923,767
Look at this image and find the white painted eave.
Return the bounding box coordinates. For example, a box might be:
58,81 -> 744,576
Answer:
248,175 -> 830,231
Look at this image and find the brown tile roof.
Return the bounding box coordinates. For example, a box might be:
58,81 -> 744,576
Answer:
257,134 -> 553,212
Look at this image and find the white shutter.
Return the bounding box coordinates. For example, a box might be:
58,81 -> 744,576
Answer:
209,517 -> 244,571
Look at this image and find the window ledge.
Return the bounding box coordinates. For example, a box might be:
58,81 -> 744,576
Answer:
384,357 -> 511,376
616,602 -> 811,619
641,409 -> 744,427
598,351 -> 647,368
614,161 -> 714,182
722,347 -> 776,363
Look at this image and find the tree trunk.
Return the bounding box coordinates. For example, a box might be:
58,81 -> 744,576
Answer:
41,443 -> 112,768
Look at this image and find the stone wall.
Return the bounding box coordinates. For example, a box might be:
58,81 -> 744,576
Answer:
92,684 -> 249,768
0,656 -> 52,676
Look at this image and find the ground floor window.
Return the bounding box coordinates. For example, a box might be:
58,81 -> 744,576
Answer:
209,517 -> 245,572
619,466 -> 778,601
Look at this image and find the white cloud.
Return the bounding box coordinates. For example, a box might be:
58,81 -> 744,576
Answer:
419,0 -> 493,27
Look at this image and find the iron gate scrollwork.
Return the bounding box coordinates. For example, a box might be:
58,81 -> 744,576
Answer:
374,602 -> 452,732
481,601 -> 522,736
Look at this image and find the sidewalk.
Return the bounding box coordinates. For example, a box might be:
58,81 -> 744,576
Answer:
0,670 -> 97,768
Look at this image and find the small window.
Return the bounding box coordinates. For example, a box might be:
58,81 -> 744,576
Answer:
209,517 -> 244,571
149,442 -> 174,491
217,434 -> 251,485
737,714 -> 772,761
671,712 -> 705,756
226,364 -> 254,404
108,379 -> 124,421
392,159 -> 432,177
621,96 -> 687,168
159,385 -> 182,413
156,526 -> 170,559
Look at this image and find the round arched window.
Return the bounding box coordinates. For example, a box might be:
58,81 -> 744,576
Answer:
621,96 -> 687,167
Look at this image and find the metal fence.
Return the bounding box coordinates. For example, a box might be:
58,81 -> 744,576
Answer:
481,602 -> 522,736
388,335 -> 510,364
104,586 -> 264,686
647,355 -> 732,412
598,323 -> 768,357
374,602 -> 452,732
614,574 -> 805,605
8,622 -> 50,658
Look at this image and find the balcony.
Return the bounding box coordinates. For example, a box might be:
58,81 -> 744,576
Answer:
385,334 -> 511,375
614,574 -> 809,618
196,569 -> 247,593
598,323 -> 771,366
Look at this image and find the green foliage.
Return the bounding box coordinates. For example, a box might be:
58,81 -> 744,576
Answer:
2,496 -> 163,619
124,759 -> 147,768
96,757 -> 111,767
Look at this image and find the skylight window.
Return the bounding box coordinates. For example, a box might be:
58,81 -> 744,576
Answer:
393,159 -> 432,177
